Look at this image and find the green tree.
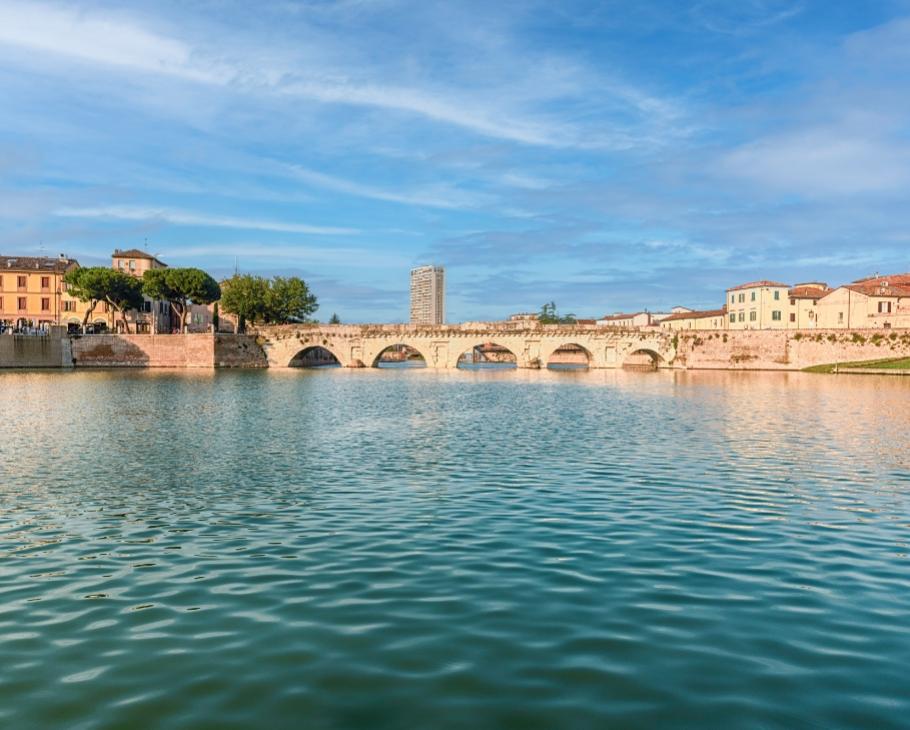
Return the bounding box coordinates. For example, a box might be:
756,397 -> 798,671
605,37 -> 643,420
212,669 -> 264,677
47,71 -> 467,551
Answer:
63,267 -> 110,327
329,312 -> 341,324
264,277 -> 318,324
219,274 -> 269,333
143,268 -> 221,332
104,271 -> 145,334
538,301 -> 577,325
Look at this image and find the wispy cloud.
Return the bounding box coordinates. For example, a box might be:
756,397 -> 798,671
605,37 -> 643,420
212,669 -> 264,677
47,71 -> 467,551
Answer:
282,163 -> 486,209
54,206 -> 357,235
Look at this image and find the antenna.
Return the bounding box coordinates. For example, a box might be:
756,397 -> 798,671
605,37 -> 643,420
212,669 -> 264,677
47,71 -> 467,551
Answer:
234,257 -> 239,276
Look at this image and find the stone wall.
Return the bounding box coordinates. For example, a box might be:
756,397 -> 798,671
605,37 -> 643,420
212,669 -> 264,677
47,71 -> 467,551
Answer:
0,335 -> 69,368
71,334 -> 216,368
675,329 -> 910,370
214,335 -> 268,368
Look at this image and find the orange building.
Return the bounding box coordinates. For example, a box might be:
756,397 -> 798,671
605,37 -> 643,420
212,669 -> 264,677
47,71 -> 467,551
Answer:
0,255 -> 90,331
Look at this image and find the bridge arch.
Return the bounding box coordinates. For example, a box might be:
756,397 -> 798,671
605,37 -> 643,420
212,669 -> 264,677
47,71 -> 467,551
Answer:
369,342 -> 431,368
541,342 -> 593,370
453,340 -> 520,369
288,345 -> 342,368
622,347 -> 664,370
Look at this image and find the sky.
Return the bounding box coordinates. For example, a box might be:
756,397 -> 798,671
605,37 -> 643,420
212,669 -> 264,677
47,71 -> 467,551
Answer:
1,0 -> 909,322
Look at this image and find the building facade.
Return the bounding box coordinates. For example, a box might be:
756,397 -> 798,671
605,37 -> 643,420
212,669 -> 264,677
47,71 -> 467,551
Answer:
410,265 -> 445,325
815,274 -> 910,329
660,307 -> 727,331
596,312 -> 653,328
726,280 -> 789,330
787,283 -> 830,329
0,255 -> 89,331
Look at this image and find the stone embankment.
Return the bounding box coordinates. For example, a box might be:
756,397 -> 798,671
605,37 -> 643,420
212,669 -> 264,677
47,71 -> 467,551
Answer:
673,329 -> 910,370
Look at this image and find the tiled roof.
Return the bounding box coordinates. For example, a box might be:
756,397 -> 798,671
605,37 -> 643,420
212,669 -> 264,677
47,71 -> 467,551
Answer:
843,283 -> 910,298
727,280 -> 790,292
661,307 -> 726,322
0,255 -> 78,273
574,319 -> 597,325
598,312 -> 645,321
788,285 -> 831,299
851,272 -> 910,287
113,248 -> 166,266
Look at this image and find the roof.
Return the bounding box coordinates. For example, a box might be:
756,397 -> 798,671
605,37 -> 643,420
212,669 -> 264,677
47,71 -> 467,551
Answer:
789,285 -> 831,299
851,272 -> 910,287
597,312 -> 646,321
661,307 -> 726,322
112,249 -> 167,266
843,283 -> 910,298
574,319 -> 597,325
0,255 -> 78,273
727,280 -> 790,292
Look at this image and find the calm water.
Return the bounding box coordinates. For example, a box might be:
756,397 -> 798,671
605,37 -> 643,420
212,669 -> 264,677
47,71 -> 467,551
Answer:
1,368 -> 909,729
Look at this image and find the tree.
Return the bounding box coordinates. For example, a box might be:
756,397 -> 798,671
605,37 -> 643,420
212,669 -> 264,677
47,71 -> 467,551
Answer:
143,268 -> 221,332
329,313 -> 341,324
264,277 -> 318,324
63,267 -> 110,327
104,271 -> 145,334
538,301 -> 577,324
219,274 -> 269,333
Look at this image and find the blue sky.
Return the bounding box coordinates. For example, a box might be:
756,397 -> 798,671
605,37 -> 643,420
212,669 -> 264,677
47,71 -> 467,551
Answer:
1,0 -> 909,322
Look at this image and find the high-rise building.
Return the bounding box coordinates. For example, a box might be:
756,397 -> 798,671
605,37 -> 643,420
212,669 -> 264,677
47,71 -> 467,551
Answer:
410,265 -> 445,324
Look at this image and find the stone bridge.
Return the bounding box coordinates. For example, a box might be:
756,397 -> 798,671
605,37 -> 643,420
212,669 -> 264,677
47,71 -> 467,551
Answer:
254,324 -> 677,369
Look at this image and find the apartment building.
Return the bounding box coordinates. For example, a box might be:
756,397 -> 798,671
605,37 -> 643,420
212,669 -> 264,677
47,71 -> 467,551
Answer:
0,255 -> 89,330
815,274 -> 910,329
659,307 -> 727,331
726,280 -> 789,330
410,265 -> 445,325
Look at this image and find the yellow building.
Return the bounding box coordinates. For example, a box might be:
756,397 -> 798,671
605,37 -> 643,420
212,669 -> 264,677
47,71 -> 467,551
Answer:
660,307 -> 727,331
0,255 -> 91,331
726,280 -> 789,330
596,312 -> 653,328
787,283 -> 830,329
815,274 -> 910,329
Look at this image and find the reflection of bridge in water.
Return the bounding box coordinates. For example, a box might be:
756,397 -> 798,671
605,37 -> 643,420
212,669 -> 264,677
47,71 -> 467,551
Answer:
257,324 -> 677,370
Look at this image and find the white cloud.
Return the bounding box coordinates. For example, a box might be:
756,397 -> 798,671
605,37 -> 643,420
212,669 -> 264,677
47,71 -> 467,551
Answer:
720,128 -> 910,196
283,163 -> 486,209
54,205 -> 357,235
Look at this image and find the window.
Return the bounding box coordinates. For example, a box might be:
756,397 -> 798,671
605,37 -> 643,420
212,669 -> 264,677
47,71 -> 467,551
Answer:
17,275 -> 26,289
838,312 -> 844,323
730,294 -> 735,304
738,293 -> 745,303
129,260 -> 136,270
63,300 -> 76,312
774,291 -> 780,300
0,297 -> 3,310
738,312 -> 745,322
729,313 -> 735,323
772,310 -> 781,321
790,298 -> 795,306
17,297 -> 26,310
40,297 -> 50,311
751,291 -> 756,301
790,313 -> 796,322
878,301 -> 892,314
749,311 -> 757,321
40,276 -> 50,289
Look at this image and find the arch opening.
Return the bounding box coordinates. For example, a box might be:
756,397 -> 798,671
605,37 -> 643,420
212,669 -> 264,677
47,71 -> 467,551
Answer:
623,349 -> 662,370
457,342 -> 517,370
546,343 -> 591,371
373,344 -> 427,368
289,345 -> 342,368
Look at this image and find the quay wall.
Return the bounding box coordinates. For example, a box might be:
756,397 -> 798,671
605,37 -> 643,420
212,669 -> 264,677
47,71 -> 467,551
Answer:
674,329 -> 910,370
0,335 -> 70,368
71,334 -> 216,368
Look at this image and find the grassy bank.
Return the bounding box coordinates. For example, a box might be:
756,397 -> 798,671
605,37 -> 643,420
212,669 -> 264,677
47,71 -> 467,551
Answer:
804,357 -> 910,373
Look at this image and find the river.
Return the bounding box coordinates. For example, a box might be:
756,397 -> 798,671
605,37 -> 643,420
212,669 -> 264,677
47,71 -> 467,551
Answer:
1,368 -> 908,728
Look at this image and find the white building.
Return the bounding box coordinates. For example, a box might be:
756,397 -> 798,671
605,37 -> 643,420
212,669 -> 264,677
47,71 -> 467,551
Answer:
409,265 -> 445,325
